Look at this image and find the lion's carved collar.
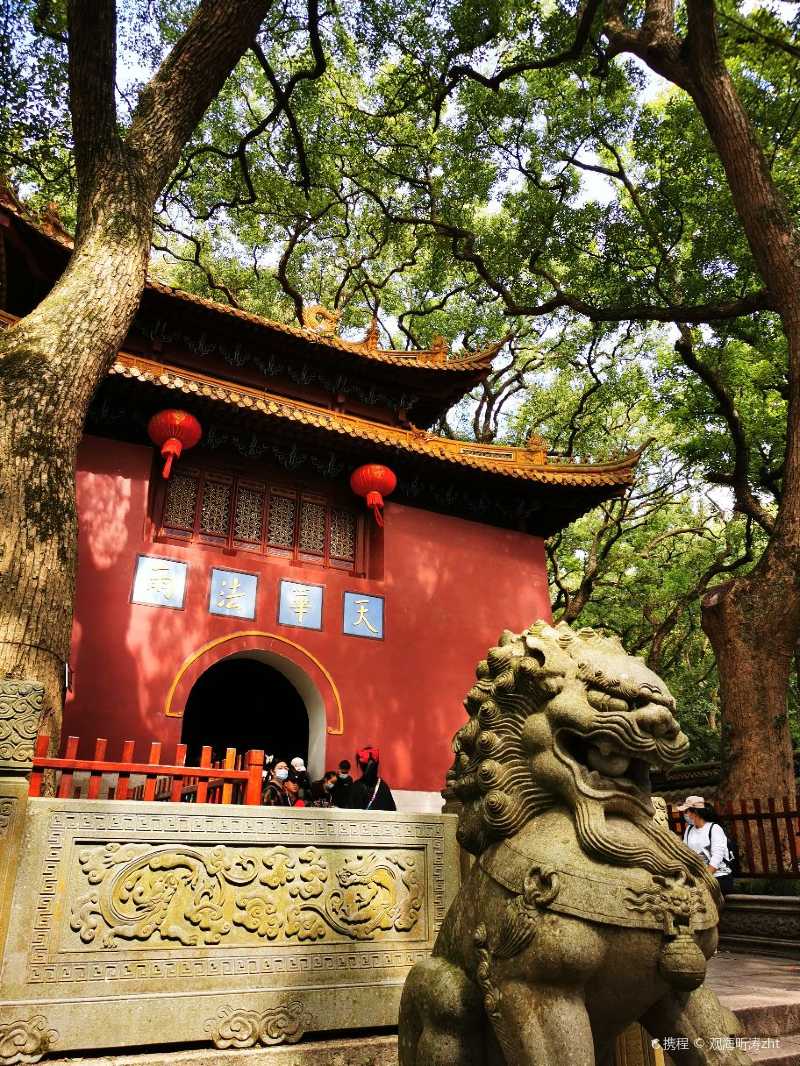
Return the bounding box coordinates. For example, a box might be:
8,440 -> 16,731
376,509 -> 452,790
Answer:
479,838 -> 718,935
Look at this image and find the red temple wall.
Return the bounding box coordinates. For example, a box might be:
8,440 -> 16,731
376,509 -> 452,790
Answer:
65,434 -> 552,795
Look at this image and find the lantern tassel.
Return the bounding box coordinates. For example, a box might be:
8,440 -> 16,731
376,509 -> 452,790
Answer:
160,438 -> 184,479
366,490 -> 385,526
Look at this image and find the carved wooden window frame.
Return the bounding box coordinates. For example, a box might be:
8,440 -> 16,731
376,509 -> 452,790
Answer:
151,460 -> 364,574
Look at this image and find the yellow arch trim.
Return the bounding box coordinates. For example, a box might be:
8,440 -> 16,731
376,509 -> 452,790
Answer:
163,630 -> 344,734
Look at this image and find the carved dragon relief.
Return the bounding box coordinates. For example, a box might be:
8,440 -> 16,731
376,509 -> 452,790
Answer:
399,621 -> 752,1066
301,304 -> 341,336
69,843 -> 422,948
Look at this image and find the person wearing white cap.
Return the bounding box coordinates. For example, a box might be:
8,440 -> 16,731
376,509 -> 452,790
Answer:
677,795 -> 734,896
290,756 -> 311,799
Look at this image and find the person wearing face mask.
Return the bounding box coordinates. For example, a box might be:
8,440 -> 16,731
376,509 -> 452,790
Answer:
677,795 -> 735,896
309,771 -> 339,807
332,759 -> 353,808
262,759 -> 292,806
347,746 -> 396,812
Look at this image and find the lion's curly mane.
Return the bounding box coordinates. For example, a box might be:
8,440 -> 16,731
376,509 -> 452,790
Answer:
445,620 -> 718,894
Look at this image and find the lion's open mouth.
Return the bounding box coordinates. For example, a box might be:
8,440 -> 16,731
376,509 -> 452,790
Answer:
557,731 -> 653,794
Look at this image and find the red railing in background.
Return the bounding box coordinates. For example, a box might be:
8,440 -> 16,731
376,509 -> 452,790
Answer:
29,735 -> 265,806
666,798 -> 800,879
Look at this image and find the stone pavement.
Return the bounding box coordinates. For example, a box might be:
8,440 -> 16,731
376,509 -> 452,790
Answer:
708,951 -> 800,1065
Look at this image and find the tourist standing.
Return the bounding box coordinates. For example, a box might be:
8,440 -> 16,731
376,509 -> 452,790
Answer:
309,771 -> 339,807
285,771 -> 305,807
290,756 -> 311,799
678,795 -> 735,896
332,759 -> 354,808
262,759 -> 292,806
347,746 -> 396,811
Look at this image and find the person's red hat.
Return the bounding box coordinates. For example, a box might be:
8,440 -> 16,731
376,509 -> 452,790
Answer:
356,745 -> 379,764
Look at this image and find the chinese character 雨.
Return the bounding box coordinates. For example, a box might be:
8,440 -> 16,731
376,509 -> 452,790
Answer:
292,588 -> 312,623
217,576 -> 243,611
147,565 -> 175,600
352,598 -> 379,634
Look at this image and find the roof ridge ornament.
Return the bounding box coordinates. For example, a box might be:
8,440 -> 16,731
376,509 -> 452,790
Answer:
525,433 -> 548,463
301,304 -> 341,337
365,311 -> 380,352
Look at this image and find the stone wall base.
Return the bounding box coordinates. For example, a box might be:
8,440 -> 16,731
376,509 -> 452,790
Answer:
40,1026 -> 664,1066
41,1033 -> 399,1066
718,895 -> 800,958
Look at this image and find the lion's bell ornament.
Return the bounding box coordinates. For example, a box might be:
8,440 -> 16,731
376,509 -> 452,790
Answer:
658,925 -> 707,991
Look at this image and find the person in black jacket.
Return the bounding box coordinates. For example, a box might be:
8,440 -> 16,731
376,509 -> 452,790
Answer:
331,759 -> 354,808
347,746 -> 396,811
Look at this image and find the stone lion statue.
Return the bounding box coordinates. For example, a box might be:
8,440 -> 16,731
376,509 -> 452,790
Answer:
399,621 -> 750,1066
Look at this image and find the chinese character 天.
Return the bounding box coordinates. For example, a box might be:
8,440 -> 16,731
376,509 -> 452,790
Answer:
343,591 -> 384,639
352,598 -> 379,634
147,565 -> 176,600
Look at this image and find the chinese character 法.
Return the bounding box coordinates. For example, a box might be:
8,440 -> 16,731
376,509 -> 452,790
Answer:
217,576 -> 243,611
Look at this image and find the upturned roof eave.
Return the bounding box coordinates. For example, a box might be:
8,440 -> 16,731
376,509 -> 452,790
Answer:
0,190 -> 499,377
106,350 -> 638,492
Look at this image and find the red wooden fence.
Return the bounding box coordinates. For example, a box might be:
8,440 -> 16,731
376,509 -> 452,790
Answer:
666,798 -> 800,879
29,735 -> 265,806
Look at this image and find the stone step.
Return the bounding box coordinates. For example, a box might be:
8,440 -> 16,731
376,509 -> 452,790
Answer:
734,1003 -> 800,1039
747,1032 -> 800,1066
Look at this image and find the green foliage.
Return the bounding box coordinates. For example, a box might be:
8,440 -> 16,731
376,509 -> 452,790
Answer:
5,0 -> 800,763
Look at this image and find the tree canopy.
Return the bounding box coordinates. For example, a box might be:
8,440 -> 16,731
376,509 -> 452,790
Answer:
3,0 -> 800,785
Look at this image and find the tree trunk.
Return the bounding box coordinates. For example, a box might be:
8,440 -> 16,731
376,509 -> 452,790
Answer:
0,0 -> 275,752
702,575 -> 797,802
631,0 -> 800,803
0,179 -> 152,747
685,53 -> 800,803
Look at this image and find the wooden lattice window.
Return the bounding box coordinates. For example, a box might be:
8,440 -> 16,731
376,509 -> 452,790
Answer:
158,467 -> 359,570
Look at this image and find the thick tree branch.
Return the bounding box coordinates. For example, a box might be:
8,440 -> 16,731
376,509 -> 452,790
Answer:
250,0 -> 327,196
346,176 -> 772,325
436,0 -> 603,110
67,0 -> 119,213
127,0 -> 274,193
675,337 -> 776,533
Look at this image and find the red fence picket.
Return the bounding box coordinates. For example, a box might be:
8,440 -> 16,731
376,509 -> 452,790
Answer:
28,735 -> 265,807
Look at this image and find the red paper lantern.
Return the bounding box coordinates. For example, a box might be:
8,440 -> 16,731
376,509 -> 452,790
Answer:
147,409 -> 202,479
350,464 -> 397,527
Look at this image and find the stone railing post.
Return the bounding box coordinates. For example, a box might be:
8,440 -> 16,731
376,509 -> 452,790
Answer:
0,681 -> 45,955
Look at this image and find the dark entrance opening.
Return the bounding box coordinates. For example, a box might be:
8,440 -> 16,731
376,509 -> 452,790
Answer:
181,656 -> 308,765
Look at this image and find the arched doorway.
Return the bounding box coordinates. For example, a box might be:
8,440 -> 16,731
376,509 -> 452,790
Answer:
181,656 -> 309,766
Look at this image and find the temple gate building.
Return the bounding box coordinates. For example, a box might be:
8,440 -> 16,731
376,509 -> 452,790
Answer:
0,191 -> 636,808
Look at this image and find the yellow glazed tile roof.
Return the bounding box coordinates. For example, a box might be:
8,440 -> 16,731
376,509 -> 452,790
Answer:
0,187 -> 497,373
145,280 -> 501,371
109,352 -> 637,489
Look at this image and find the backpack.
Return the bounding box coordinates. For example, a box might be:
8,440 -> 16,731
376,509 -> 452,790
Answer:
709,820 -> 741,877
684,820 -> 740,877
